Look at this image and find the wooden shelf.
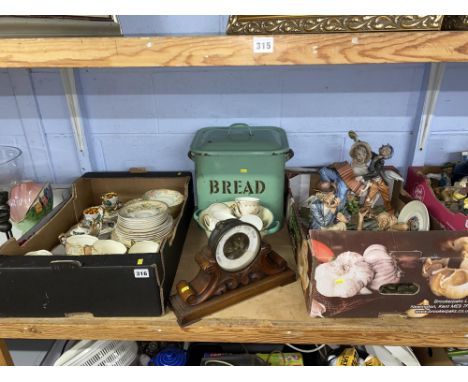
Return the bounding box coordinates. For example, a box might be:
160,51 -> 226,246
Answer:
0,223 -> 467,348
0,289 -> 468,347
0,31 -> 468,68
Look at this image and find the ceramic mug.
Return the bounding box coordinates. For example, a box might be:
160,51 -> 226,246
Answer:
233,197 -> 260,217
63,234 -> 98,256
101,192 -> 119,210
83,206 -> 104,222
82,206 -> 104,235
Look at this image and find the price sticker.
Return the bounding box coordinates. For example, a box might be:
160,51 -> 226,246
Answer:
253,37 -> 274,53
134,268 -> 150,278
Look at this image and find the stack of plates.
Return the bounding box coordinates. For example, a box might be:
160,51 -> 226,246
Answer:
111,200 -> 173,247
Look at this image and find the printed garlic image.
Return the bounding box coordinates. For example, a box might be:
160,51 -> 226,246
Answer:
314,251 -> 374,298
363,244 -> 401,291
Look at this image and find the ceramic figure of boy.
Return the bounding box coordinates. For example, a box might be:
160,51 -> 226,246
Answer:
318,131 -> 372,210
361,144 -> 396,213
307,182 -> 349,231
318,167 -> 348,211
348,130 -> 372,177
426,163 -> 453,188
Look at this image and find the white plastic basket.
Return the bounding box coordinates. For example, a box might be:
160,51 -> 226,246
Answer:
54,340 -> 138,366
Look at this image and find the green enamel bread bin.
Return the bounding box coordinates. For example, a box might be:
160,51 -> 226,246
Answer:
189,123 -> 293,231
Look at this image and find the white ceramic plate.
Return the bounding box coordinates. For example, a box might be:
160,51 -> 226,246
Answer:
143,189 -> 184,207
118,200 -> 168,219
122,198 -> 143,207
397,200 -> 430,231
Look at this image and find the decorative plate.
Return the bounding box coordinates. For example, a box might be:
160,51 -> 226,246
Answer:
397,200 -> 430,231
118,200 -> 168,219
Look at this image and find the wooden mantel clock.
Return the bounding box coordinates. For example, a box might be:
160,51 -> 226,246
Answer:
170,219 -> 296,326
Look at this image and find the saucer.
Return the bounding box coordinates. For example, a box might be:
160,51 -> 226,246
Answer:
397,200 -> 430,231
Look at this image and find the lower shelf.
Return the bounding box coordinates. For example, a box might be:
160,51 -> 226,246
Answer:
0,291 -> 467,347
0,223 -> 467,347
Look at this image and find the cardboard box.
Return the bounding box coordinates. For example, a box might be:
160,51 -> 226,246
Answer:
0,171 -> 194,317
413,347 -> 454,366
406,166 -> 468,230
287,168 -> 468,318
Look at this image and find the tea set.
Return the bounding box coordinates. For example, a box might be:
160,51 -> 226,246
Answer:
26,188 -> 184,256
195,196 -> 278,237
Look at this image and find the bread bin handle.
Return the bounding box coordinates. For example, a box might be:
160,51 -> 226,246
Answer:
228,123 -> 253,137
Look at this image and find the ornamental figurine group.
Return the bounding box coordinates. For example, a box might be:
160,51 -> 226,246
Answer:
308,131 -> 410,232
426,163 -> 468,215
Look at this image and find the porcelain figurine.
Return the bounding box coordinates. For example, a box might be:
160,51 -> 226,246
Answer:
361,143 -> 403,214
426,163 -> 454,188
307,182 -> 349,231
348,130 -> 372,176
318,167 -> 348,210
318,131 -> 372,210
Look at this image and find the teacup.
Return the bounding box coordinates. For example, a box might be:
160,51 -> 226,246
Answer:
128,241 -> 160,254
63,234 -> 98,256
233,197 -> 261,217
203,209 -> 236,231
82,206 -> 104,235
83,206 -> 104,222
206,203 -> 232,216
92,239 -> 127,255
101,192 -> 119,210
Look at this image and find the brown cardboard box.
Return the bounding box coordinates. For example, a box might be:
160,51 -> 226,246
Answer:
286,168 -> 468,318
0,171 -> 194,317
413,347 -> 454,366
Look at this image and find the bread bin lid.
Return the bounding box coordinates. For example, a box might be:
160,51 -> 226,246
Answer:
190,123 -> 290,156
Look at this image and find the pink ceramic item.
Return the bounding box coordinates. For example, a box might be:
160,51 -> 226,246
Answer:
8,181 -> 44,223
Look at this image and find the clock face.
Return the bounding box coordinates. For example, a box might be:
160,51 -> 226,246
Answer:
214,222 -> 261,272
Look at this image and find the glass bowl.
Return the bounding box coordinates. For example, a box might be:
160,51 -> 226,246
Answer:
0,145 -> 23,191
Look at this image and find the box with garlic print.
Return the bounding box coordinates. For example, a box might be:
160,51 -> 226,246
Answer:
304,230 -> 468,318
